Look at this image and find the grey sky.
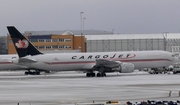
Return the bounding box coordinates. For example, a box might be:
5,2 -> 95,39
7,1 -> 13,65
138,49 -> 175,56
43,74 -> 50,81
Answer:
0,0 -> 180,35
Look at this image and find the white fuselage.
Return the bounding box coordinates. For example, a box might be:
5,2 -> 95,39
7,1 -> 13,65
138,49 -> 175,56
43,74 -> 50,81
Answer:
0,54 -> 28,70
21,50 -> 175,71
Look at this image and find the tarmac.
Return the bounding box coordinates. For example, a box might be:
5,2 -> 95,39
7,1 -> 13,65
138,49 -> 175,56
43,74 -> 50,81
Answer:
0,70 -> 180,105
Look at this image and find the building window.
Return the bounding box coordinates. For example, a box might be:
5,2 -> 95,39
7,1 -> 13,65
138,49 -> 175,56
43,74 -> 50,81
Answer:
59,39 -> 64,42
52,46 -> 58,49
52,39 -> 58,42
64,39 -> 71,42
30,39 -> 38,42
45,46 -> 52,49
58,45 -> 64,49
45,39 -> 52,42
39,39 -> 45,42
39,46 -> 45,49
64,45 -> 71,49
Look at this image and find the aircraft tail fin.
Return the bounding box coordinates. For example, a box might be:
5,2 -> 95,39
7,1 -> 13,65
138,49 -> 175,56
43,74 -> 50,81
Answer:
7,26 -> 43,58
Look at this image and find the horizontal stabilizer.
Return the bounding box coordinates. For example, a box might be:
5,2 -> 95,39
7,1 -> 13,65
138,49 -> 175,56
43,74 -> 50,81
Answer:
5,57 -> 38,64
3,58 -> 15,62
18,58 -> 37,63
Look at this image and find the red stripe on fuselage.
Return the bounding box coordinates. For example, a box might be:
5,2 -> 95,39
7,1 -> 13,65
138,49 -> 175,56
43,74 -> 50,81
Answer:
44,59 -> 172,65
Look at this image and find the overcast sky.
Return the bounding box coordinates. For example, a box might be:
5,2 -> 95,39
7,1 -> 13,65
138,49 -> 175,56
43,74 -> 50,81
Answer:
0,0 -> 180,35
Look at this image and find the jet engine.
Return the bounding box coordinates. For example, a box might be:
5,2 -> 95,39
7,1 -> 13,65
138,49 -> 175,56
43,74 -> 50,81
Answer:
120,63 -> 134,73
112,62 -> 134,73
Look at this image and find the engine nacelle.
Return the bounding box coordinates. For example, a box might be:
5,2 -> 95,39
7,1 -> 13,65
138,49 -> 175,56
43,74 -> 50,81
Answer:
111,63 -> 134,73
120,63 -> 134,73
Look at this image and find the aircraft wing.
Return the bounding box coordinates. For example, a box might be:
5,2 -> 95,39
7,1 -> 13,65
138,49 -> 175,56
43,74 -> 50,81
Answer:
94,59 -> 121,68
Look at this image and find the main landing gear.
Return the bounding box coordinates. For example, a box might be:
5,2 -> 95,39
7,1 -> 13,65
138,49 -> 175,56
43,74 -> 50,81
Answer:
97,66 -> 106,77
86,66 -> 107,77
86,72 -> 106,77
86,71 -> 96,77
97,72 -> 106,77
86,72 -> 96,77
24,70 -> 40,75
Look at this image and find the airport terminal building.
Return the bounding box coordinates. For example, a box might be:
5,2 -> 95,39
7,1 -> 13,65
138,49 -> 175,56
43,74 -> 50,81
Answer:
1,30 -> 180,54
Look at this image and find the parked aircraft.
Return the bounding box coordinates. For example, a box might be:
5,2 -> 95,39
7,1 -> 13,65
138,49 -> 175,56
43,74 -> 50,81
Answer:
0,54 -> 29,70
7,26 -> 177,77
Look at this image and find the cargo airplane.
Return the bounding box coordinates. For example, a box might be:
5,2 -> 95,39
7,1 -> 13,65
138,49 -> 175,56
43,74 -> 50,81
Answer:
7,26 -> 177,77
0,54 -> 43,74
0,54 -> 29,70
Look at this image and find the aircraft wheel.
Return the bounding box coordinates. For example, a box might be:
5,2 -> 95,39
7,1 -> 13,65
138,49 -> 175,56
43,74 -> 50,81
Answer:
86,73 -> 96,77
97,73 -> 105,77
32,72 -> 36,75
24,72 -> 29,75
36,71 -> 40,75
103,73 -> 106,77
92,73 -> 95,77
86,73 -> 91,77
97,73 -> 101,77
45,71 -> 50,73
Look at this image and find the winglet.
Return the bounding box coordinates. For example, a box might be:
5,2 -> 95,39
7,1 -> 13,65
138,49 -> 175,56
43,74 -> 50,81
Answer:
7,26 -> 43,58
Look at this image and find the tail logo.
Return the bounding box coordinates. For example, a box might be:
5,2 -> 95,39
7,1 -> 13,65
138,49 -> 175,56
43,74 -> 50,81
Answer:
15,39 -> 29,49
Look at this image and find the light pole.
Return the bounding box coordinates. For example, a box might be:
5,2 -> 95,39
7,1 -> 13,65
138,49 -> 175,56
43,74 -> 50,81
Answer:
82,17 -> 86,36
82,17 -> 86,52
80,12 -> 84,52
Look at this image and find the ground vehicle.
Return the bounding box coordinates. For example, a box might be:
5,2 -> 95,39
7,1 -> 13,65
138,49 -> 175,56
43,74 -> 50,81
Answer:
173,63 -> 180,74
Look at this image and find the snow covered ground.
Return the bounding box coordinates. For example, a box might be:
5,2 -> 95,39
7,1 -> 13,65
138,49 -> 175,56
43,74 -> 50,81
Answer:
0,71 -> 179,105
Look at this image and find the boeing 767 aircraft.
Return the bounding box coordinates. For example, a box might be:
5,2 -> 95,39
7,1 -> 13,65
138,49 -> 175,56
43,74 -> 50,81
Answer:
7,26 -> 177,77
0,54 -> 29,70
